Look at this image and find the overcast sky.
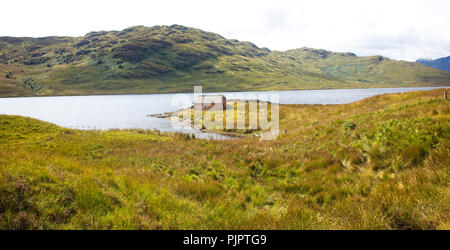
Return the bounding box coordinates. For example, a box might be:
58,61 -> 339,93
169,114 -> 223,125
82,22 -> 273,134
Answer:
1,0 -> 449,61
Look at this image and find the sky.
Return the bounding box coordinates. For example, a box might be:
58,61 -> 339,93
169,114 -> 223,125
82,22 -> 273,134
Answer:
1,0 -> 449,61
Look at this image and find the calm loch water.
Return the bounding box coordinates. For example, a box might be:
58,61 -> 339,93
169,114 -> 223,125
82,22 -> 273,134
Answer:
0,87 -> 445,138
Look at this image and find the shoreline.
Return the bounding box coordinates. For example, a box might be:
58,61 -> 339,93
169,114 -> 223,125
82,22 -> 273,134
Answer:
0,86 -> 447,99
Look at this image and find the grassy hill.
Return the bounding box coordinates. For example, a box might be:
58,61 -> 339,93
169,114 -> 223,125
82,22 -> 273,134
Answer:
0,89 -> 448,229
0,25 -> 449,97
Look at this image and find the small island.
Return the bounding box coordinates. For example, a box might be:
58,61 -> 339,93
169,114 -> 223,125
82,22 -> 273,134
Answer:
150,97 -> 277,137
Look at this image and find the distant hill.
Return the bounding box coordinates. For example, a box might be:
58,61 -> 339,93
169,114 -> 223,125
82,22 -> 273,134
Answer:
0,25 -> 449,97
416,56 -> 450,71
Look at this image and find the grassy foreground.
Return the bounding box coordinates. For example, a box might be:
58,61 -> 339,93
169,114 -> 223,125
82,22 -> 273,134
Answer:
0,89 -> 449,229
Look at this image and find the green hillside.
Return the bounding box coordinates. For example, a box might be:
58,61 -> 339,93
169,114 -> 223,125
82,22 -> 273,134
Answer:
0,25 -> 449,97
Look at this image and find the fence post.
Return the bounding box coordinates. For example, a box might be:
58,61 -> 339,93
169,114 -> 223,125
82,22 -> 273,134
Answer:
445,90 -> 448,100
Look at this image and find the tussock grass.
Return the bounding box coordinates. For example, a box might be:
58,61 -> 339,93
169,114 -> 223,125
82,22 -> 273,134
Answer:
0,89 -> 449,229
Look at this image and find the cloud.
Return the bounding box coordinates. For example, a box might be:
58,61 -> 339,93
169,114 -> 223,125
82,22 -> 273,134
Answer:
1,0 -> 449,61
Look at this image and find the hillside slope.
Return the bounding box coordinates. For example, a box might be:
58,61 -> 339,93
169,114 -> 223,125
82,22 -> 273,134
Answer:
417,56 -> 450,71
1,25 -> 449,97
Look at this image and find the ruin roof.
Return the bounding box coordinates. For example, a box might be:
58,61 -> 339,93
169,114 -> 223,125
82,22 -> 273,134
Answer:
194,95 -> 226,103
